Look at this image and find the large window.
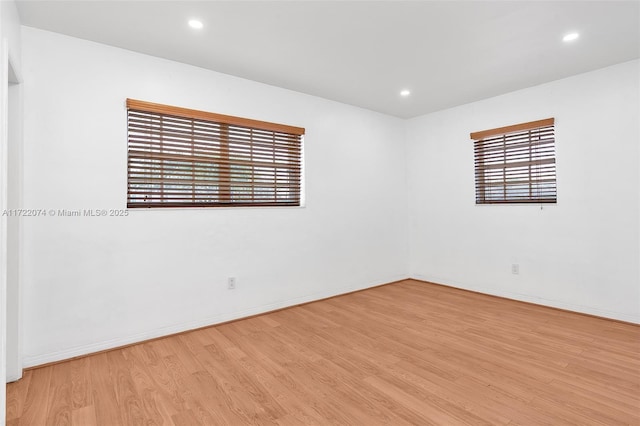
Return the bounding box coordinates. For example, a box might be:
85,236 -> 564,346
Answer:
127,99 -> 304,208
470,118 -> 556,204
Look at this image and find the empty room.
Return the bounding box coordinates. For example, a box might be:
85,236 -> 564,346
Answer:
1,0 -> 639,425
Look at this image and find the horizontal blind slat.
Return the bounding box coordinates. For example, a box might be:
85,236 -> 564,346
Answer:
127,100 -> 303,207
471,118 -> 556,204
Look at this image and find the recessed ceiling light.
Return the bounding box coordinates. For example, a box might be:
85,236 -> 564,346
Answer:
562,32 -> 579,42
188,19 -> 203,30
400,89 -> 411,97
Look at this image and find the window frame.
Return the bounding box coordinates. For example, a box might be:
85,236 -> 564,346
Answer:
126,99 -> 305,209
470,118 -> 556,205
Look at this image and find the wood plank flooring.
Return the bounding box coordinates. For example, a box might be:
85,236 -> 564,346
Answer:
6,279 -> 640,425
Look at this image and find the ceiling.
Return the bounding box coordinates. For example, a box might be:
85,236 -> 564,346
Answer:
15,1 -> 640,118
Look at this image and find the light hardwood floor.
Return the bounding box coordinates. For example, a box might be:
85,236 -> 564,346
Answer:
6,279 -> 640,425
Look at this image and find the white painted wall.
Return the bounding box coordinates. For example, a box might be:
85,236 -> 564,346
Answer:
20,27 -> 409,366
0,38 -> 7,426
1,1 -> 23,423
407,60 -> 640,323
0,0 -> 20,66
6,73 -> 22,383
16,24 -> 640,373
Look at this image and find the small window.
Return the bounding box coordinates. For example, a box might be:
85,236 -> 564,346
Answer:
470,118 -> 556,204
127,99 -> 304,208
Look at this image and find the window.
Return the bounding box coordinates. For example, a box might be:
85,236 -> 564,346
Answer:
470,118 -> 556,204
127,99 -> 304,208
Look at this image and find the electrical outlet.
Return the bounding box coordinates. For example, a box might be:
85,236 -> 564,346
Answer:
228,277 -> 236,290
511,264 -> 520,275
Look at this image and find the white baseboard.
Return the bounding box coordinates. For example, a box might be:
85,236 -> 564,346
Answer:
23,274 -> 409,368
25,272 -> 636,368
411,273 -> 640,325
6,371 -> 22,383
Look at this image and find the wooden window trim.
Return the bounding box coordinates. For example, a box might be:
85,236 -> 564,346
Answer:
126,99 -> 305,136
470,118 -> 554,141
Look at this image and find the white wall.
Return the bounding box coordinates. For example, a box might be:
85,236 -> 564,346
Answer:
20,27 -> 409,366
1,0 -> 23,422
0,0 -> 20,67
407,60 -> 640,323
17,24 -> 640,372
6,74 -> 22,383
0,37 -> 7,426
